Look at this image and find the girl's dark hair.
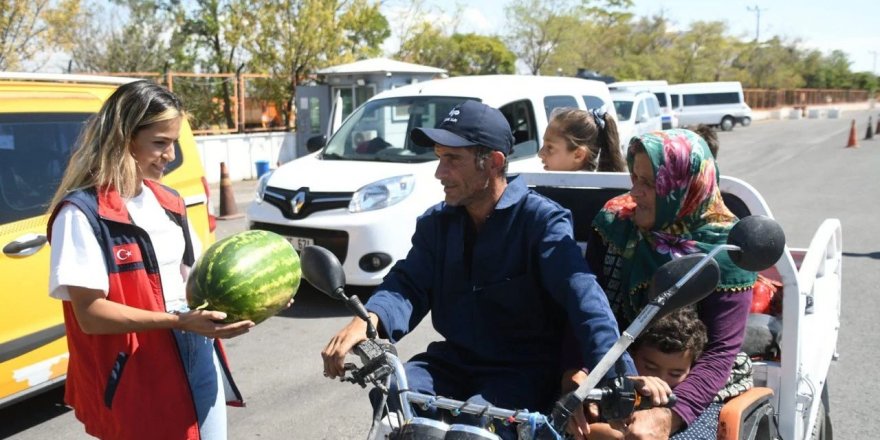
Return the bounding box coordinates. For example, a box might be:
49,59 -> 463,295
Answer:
631,307 -> 708,361
690,124 -> 719,158
548,108 -> 626,172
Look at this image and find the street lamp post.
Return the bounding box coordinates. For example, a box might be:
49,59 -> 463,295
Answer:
747,4 -> 768,43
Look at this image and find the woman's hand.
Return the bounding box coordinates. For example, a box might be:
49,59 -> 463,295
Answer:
175,310 -> 254,339
628,375 -> 673,406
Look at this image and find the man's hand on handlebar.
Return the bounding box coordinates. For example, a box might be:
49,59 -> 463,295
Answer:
622,407 -> 680,440
321,313 -> 379,379
562,368 -> 592,440
561,370 -> 677,440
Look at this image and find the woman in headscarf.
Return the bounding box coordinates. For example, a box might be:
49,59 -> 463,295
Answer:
583,129 -> 756,439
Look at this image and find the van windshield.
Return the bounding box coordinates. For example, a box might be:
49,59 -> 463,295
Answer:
653,92 -> 668,107
613,100 -> 633,121
322,96 -> 473,163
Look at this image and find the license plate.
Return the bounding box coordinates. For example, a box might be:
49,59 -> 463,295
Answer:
286,236 -> 314,251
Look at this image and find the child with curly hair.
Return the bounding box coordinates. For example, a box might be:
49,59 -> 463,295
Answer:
589,308 -> 708,439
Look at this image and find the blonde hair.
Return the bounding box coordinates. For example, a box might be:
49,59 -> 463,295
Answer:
48,81 -> 184,212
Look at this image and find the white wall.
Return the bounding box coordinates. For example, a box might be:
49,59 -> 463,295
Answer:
750,101 -> 871,121
195,132 -> 292,183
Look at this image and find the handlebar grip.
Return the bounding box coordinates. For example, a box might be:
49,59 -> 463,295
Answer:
636,391 -> 676,410
352,340 -> 385,364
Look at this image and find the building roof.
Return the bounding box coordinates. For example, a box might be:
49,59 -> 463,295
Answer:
317,58 -> 447,75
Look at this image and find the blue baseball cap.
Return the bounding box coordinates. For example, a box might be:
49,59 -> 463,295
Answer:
411,100 -> 514,156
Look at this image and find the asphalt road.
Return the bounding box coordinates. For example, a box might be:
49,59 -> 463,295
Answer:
2,110 -> 879,439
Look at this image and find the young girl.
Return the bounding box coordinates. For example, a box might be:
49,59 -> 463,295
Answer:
47,80 -> 253,439
539,107 -> 627,172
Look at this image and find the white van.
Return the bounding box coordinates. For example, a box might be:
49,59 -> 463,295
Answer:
610,89 -> 663,150
247,75 -> 616,287
609,80 -> 678,129
669,81 -> 752,131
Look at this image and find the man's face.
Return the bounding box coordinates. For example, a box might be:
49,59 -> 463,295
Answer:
433,145 -> 492,207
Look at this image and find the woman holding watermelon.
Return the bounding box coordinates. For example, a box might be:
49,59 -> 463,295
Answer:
47,80 -> 252,440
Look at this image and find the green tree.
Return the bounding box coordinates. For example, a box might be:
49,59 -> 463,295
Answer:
667,21 -> 734,83
0,0 -> 84,70
69,0 -> 173,74
396,21 -> 449,66
819,50 -> 855,89
611,14 -> 676,81
799,49 -> 827,88
244,0 -> 390,128
504,0 -> 581,75
165,0 -> 252,129
448,33 -> 516,75
851,71 -> 878,92
398,23 -> 515,76
734,37 -> 804,88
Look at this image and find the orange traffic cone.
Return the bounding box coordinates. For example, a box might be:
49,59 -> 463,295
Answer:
866,116 -> 875,140
846,119 -> 859,148
218,162 -> 244,220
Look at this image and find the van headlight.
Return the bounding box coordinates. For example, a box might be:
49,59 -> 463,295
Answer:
255,170 -> 274,203
349,175 -> 416,213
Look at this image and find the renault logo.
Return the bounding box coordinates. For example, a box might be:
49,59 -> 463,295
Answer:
291,191 -> 306,214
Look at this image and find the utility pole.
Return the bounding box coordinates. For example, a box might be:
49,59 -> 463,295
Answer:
871,50 -> 878,75
746,4 -> 768,43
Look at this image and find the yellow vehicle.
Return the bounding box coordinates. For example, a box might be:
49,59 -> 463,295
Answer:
0,73 -> 215,408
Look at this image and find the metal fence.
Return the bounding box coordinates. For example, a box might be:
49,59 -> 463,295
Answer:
89,72 -> 288,135
743,88 -> 877,109
89,72 -> 878,134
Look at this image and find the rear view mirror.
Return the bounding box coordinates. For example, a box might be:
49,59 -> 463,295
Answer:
649,253 -> 720,320
727,215 -> 786,271
306,135 -> 326,153
300,245 -> 346,301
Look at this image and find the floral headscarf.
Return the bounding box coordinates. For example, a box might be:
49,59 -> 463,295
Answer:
592,129 -> 756,323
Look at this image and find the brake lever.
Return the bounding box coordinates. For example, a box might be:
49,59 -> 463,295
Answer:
594,377 -> 677,421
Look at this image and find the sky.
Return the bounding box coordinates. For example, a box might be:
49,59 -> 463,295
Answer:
382,0 -> 880,74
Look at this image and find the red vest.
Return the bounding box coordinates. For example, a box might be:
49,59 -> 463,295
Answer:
48,181 -> 243,440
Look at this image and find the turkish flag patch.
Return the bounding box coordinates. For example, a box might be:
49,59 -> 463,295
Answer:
112,243 -> 143,265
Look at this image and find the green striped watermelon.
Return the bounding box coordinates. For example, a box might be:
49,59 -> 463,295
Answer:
186,230 -> 301,324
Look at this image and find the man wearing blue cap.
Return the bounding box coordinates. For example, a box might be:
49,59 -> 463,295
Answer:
322,100 -> 634,438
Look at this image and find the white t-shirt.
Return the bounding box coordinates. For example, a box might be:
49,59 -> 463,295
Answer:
49,185 -> 202,313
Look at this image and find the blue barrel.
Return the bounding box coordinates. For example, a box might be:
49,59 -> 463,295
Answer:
255,160 -> 270,178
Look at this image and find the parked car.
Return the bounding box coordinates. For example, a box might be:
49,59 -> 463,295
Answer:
669,81 -> 753,131
246,75 -> 617,287
0,72 -> 214,408
609,80 -> 678,129
610,89 -> 664,151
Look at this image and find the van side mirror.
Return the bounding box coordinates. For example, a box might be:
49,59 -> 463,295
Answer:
306,135 -> 326,153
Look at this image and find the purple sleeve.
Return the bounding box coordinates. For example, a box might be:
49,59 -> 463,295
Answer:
671,288 -> 753,426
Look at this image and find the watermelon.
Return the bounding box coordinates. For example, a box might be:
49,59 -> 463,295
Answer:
187,230 -> 301,324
